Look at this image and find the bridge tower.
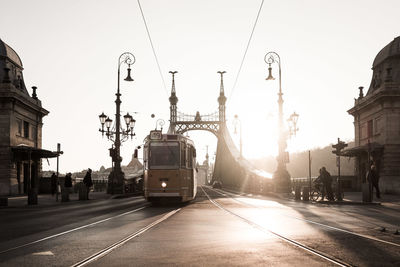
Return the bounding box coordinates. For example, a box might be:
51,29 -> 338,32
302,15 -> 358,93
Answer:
168,71 -> 178,134
217,71 -> 227,124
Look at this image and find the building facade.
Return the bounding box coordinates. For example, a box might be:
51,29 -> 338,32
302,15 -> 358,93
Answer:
0,39 -> 56,197
347,36 -> 400,194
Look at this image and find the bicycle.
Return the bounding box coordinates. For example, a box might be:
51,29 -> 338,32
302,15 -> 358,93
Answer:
311,181 -> 343,201
310,182 -> 324,201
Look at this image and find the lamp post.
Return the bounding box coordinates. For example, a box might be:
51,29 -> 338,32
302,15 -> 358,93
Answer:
99,52 -> 136,194
233,114 -> 242,158
265,51 -> 291,193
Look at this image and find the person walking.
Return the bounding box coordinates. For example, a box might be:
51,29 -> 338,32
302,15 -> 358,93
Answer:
83,168 -> 93,200
51,172 -> 57,196
321,167 -> 334,201
368,164 -> 381,198
64,172 -> 73,201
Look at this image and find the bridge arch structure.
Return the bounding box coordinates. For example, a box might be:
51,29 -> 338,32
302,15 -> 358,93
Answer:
166,71 -> 272,193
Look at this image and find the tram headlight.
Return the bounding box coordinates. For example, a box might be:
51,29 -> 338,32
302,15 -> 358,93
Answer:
161,182 -> 167,188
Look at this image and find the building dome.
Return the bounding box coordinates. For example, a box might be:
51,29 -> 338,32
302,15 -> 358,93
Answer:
0,39 -> 23,68
372,36 -> 400,68
367,36 -> 400,95
0,39 -> 27,91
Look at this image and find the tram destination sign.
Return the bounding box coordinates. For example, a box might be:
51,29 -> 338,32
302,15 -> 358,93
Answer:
150,130 -> 162,140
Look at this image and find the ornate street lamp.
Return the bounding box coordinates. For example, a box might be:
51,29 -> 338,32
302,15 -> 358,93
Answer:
287,112 -> 299,138
98,52 -> 136,194
265,51 -> 291,193
233,114 -> 243,158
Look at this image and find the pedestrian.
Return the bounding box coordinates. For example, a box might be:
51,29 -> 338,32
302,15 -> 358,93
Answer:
83,168 -> 93,200
64,172 -> 73,201
315,168 -> 325,200
51,172 -> 57,196
367,164 -> 381,198
321,167 -> 334,201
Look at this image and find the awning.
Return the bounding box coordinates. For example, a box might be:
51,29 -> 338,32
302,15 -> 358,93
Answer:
11,145 -> 60,161
341,142 -> 383,157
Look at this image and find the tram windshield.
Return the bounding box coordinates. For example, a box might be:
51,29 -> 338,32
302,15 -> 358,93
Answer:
149,142 -> 180,169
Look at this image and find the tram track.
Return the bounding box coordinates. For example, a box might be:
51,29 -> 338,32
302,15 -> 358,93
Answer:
210,187 -> 400,248
0,204 -> 150,255
201,186 -> 354,267
71,208 -> 181,267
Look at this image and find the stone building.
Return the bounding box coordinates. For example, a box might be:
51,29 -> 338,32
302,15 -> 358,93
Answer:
346,36 -> 400,194
0,39 -> 57,198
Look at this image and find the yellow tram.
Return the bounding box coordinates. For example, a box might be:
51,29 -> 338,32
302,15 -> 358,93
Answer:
143,130 -> 197,203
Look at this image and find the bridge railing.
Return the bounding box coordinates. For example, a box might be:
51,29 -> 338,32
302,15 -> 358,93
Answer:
291,176 -> 357,192
177,111 -> 219,122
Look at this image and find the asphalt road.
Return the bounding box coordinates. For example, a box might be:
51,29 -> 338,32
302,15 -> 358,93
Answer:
0,187 -> 399,266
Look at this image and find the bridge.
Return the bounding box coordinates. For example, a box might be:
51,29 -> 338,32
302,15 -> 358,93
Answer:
167,71 -> 273,194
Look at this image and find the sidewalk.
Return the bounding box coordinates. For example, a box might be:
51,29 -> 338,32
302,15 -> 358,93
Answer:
291,191 -> 400,206
206,186 -> 400,207
341,191 -> 400,206
3,191 -> 116,208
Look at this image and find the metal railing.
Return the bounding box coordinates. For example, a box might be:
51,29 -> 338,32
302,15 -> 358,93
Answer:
177,111 -> 219,122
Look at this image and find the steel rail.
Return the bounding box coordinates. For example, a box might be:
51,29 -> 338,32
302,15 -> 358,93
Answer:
211,187 -> 400,248
0,204 -> 150,254
71,208 -> 181,267
201,186 -> 352,267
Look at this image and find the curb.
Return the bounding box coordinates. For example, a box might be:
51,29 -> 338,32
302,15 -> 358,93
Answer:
311,200 -> 381,205
111,192 -> 143,199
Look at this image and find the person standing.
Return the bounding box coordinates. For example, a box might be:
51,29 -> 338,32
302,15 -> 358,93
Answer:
315,168 -> 326,200
64,172 -> 73,201
321,167 -> 334,201
368,164 -> 381,198
83,168 -> 93,200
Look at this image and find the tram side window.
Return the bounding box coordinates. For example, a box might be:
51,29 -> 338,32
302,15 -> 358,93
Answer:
143,145 -> 148,169
188,146 -> 193,168
181,144 -> 186,167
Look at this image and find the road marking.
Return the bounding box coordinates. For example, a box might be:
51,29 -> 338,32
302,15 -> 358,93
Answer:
0,204 -> 149,254
211,187 -> 400,248
71,208 -> 181,267
201,186 -> 351,267
32,251 -> 54,256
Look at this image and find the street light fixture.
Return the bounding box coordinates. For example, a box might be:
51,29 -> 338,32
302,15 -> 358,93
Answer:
98,52 -> 137,194
287,112 -> 299,138
264,51 -> 291,193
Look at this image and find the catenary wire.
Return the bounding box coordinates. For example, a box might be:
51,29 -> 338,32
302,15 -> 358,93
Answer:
137,0 -> 169,96
228,0 -> 265,103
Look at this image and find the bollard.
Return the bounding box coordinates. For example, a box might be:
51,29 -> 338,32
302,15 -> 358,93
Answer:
61,187 -> 69,202
362,183 -> 371,203
0,197 -> 8,206
302,186 -> 310,201
294,185 -> 301,201
28,189 -> 38,205
79,183 -> 88,200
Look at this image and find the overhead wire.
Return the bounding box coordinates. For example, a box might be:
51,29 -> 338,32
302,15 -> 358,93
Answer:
228,0 -> 265,103
137,0 -> 169,97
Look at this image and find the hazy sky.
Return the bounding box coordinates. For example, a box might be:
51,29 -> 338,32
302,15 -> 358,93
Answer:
1,0 -> 399,173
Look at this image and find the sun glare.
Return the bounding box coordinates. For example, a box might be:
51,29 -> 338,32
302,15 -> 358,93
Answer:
228,112 -> 278,159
